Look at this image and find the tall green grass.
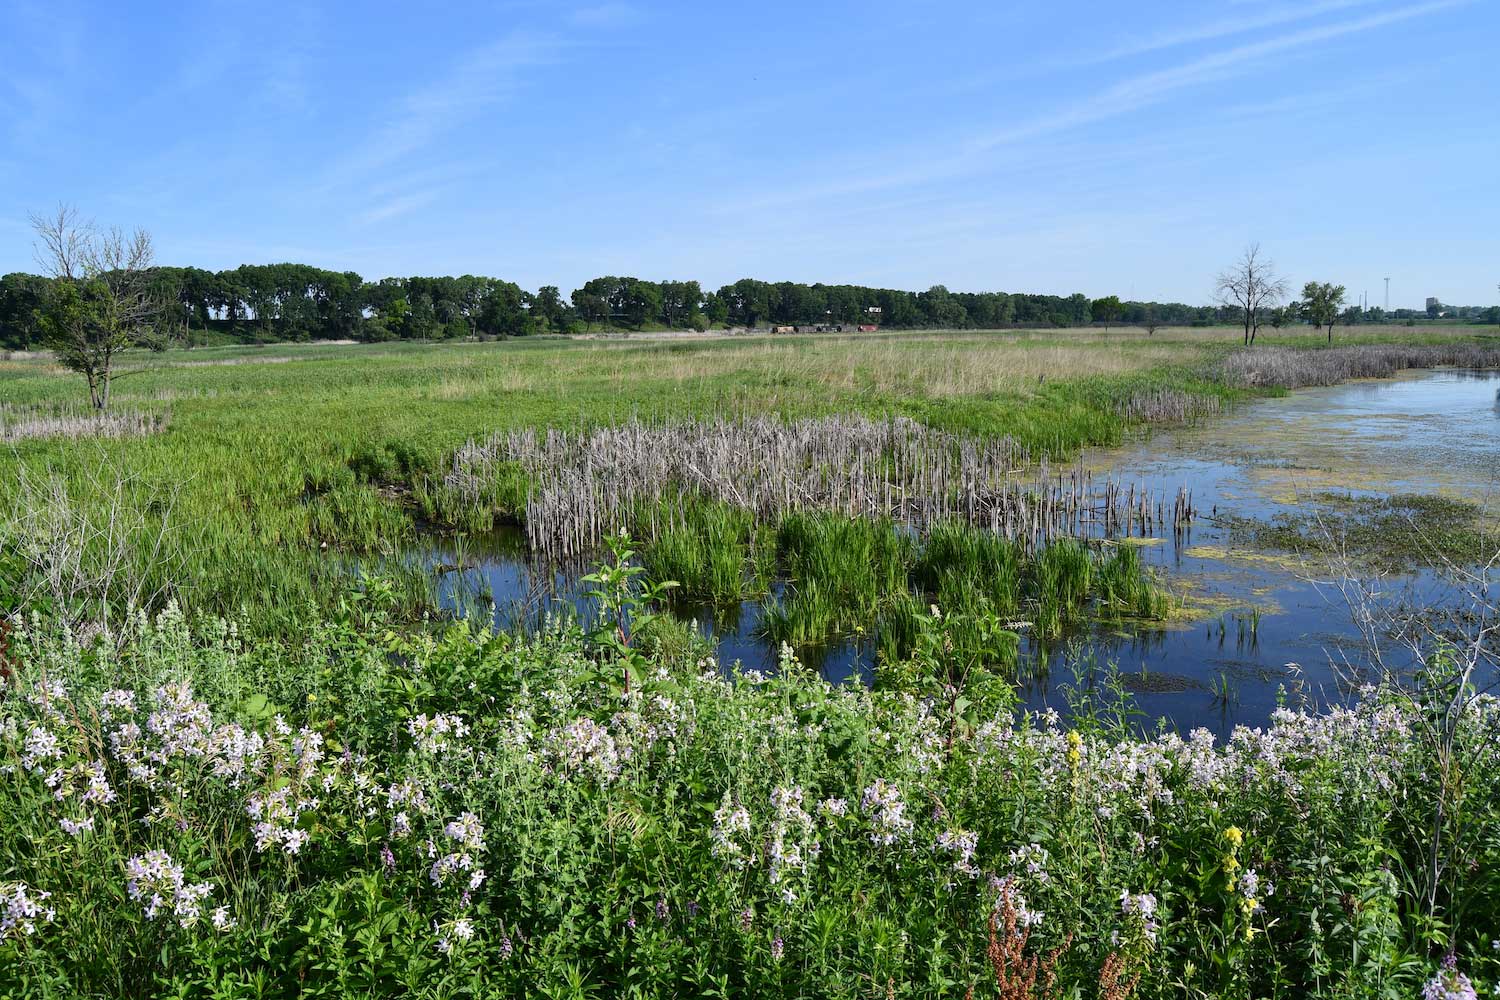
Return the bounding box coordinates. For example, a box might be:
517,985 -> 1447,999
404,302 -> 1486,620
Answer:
616,505 -> 1167,671
1095,543 -> 1171,619
775,514 -> 915,628
639,503 -> 766,605
912,521 -> 1023,615
744,515 -> 1168,666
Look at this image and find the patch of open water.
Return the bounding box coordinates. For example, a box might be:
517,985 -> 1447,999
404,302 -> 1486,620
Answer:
1071,369 -> 1499,729
410,369 -> 1500,734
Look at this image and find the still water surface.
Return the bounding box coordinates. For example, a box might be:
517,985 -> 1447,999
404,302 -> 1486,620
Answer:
414,369 -> 1500,733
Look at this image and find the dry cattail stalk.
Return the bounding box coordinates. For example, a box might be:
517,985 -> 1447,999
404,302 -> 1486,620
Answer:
441,416 -> 1197,559
0,403 -> 169,442
1218,342 -> 1500,389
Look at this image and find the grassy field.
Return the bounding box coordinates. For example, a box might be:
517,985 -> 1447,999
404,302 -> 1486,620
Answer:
0,325 -> 1495,626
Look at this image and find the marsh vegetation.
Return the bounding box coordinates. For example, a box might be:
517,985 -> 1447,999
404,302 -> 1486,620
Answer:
0,402 -> 167,442
1222,493 -> 1499,571
437,415 -> 1197,558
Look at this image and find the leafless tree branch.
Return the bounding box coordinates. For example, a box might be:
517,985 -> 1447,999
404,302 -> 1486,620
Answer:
1216,243 -> 1288,347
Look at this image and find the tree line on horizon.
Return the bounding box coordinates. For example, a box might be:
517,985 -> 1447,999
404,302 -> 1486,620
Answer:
6,208 -> 1498,412
0,264 -> 1228,349
9,262 -> 1482,352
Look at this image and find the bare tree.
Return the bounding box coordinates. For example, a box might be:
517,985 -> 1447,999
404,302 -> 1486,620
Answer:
1216,244 -> 1288,347
30,205 -> 160,409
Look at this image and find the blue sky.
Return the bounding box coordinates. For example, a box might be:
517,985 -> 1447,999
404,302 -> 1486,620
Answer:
0,0 -> 1495,306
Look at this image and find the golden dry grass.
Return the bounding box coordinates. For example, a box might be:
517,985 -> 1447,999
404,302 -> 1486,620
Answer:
565,328 -> 1229,399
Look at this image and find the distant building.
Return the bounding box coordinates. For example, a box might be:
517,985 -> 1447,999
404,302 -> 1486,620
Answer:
772,321 -> 881,334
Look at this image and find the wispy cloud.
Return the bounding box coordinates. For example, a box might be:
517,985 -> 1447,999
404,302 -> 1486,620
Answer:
975,0 -> 1468,152
259,6 -> 322,112
0,0 -> 85,144
325,29 -> 566,188
721,0 -> 1465,213
355,188 -> 446,227
1215,69 -> 1414,123
570,3 -> 642,29
1072,0 -> 1383,65
314,28 -> 572,229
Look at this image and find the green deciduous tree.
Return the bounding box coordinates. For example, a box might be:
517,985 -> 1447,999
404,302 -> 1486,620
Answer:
0,272 -> 49,350
721,278 -> 773,327
658,280 -> 703,328
1091,295 -> 1122,331
1300,281 -> 1347,343
918,285 -> 968,328
30,205 -> 162,409
530,285 -> 568,332
616,278 -> 661,329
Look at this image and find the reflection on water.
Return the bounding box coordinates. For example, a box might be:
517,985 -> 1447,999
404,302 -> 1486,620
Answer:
1060,368 -> 1500,730
408,369 -> 1500,735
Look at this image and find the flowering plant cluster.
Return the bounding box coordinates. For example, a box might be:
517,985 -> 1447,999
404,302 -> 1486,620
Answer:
0,601 -> 1497,999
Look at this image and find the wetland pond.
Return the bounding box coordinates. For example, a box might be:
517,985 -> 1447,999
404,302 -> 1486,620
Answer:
412,369 -> 1500,734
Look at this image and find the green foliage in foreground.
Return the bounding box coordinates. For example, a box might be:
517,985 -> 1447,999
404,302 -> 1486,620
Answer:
1,573 -> 1497,998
